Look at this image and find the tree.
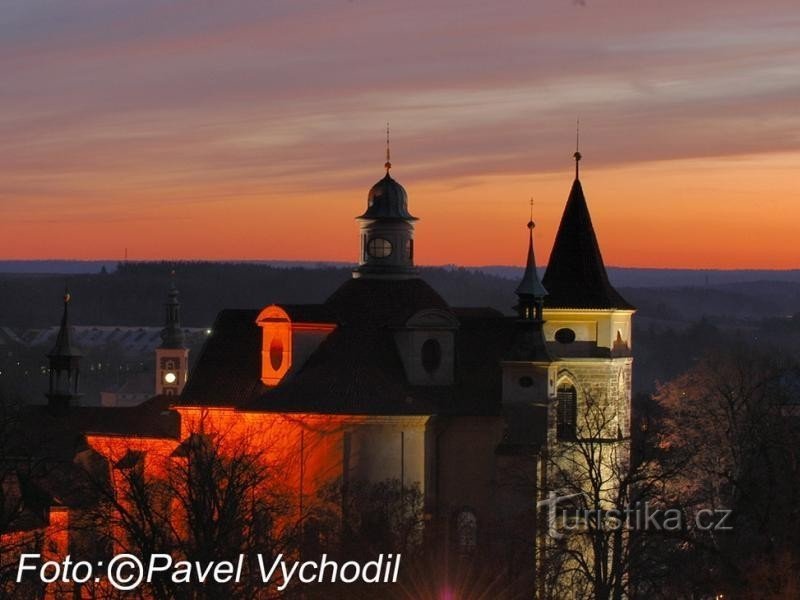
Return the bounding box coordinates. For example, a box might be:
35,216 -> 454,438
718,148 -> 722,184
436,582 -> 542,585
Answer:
654,348 -> 800,598
538,386 -> 686,600
81,428 -> 300,600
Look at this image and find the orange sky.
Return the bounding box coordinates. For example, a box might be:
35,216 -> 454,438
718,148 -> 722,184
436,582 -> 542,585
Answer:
1,0 -> 798,268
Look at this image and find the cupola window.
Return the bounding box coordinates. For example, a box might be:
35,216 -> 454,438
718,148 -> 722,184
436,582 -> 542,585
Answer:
256,305 -> 292,386
367,238 -> 393,258
421,338 -> 442,373
269,337 -> 284,370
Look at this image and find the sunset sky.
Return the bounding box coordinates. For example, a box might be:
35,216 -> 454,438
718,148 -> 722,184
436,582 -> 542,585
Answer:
1,0 -> 798,268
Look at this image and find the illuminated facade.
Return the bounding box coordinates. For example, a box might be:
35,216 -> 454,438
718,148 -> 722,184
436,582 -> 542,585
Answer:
3,153 -> 633,597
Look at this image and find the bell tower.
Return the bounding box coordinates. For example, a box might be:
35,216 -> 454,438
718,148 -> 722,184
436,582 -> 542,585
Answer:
353,126 -> 418,280
155,273 -> 189,396
541,149 -> 635,442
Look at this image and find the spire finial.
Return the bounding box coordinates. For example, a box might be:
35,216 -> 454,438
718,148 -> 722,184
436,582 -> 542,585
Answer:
573,118 -> 582,179
384,122 -> 392,174
528,197 -> 535,230
63,282 -> 71,305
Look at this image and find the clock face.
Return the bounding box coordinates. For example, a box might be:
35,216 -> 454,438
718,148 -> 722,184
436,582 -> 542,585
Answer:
367,237 -> 392,258
164,372 -> 177,384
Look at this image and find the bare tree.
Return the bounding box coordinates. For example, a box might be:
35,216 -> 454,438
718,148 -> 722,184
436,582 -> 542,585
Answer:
654,348 -> 800,598
538,387 -> 687,600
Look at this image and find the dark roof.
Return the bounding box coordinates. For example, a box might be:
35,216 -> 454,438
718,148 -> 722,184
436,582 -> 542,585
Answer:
179,309 -> 264,407
7,397 -> 180,461
324,277 -> 449,326
515,224 -> 548,298
542,178 -> 634,310
179,277 -> 513,416
49,298 -> 81,358
358,173 -> 418,221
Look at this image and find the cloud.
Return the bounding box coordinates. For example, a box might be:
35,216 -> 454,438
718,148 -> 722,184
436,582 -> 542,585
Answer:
1,0 -> 798,263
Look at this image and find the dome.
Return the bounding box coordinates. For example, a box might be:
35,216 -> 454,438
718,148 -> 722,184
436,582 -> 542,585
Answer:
358,173 -> 418,220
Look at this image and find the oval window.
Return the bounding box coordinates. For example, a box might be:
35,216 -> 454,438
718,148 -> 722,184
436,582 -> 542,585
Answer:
554,328 -> 576,344
269,337 -> 283,370
421,339 -> 442,373
518,376 -> 533,388
367,238 -> 393,258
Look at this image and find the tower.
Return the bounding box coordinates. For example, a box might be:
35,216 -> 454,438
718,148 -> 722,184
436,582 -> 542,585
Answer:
501,207 -> 554,438
541,149 -> 634,443
46,289 -> 83,411
353,128 -> 418,280
155,274 -> 189,396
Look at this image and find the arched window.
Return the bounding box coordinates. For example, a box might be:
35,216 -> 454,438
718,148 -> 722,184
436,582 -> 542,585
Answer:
421,338 -> 442,373
256,305 -> 292,386
454,509 -> 478,555
557,383 -> 578,440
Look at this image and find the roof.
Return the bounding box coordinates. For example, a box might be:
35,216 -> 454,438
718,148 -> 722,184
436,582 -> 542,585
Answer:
48,298 -> 81,358
179,277 -> 514,416
515,223 -> 548,299
358,173 -> 418,221
542,178 -> 634,310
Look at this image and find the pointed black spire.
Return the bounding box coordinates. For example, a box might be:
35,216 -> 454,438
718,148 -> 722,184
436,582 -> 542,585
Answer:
49,288 -> 81,358
542,153 -> 634,310
515,201 -> 548,320
160,272 -> 185,349
46,288 -> 82,410
507,204 -> 552,362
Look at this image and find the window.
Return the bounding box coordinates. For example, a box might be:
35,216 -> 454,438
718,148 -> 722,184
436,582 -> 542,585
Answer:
367,238 -> 393,258
256,305 -> 292,386
555,328 -> 576,344
557,383 -> 577,440
454,509 -> 477,554
421,338 -> 442,373
406,239 -> 414,260
269,337 -> 284,371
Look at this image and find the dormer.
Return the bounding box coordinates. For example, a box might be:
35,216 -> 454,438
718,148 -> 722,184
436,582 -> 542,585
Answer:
256,305 -> 292,386
395,309 -> 459,385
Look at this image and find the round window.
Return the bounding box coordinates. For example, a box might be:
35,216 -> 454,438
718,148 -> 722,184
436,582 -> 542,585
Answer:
269,337 -> 283,370
421,339 -> 442,373
367,238 -> 393,258
554,328 -> 576,344
518,376 -> 533,388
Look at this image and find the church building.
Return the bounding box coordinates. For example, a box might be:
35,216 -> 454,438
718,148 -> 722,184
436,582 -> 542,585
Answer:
4,149 -> 634,597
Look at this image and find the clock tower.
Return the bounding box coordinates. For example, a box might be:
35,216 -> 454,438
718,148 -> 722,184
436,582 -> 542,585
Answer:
155,274 -> 189,396
353,130 -> 418,280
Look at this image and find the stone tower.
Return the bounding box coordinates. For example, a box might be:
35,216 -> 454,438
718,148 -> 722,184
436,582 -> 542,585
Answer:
155,274 -> 189,396
541,151 -> 635,446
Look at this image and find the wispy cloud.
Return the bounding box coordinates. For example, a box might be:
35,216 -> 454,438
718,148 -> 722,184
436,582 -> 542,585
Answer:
1,0 -> 798,264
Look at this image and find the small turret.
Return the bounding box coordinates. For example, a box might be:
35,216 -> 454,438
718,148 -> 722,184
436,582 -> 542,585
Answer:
46,289 -> 83,411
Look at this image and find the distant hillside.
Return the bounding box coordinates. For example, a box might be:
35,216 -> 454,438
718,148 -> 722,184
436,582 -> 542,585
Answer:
3,261 -> 800,289
1,262 -> 798,329
478,266 -> 800,288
